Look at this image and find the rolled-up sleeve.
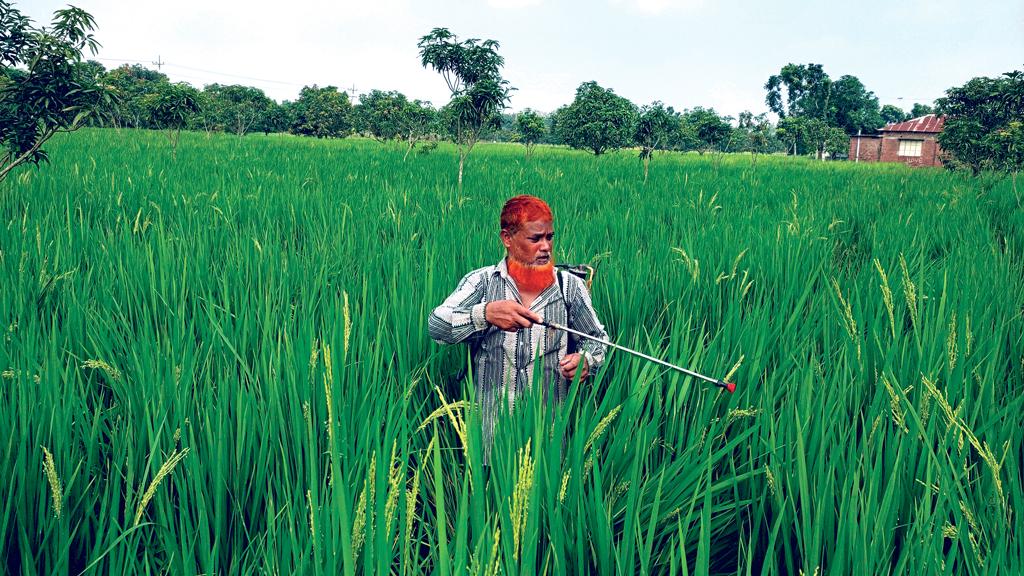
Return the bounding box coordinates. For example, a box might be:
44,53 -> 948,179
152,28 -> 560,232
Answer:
565,275 -> 608,375
428,269 -> 491,344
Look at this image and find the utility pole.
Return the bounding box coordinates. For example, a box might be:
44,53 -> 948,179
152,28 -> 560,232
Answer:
152,55 -> 164,70
348,83 -> 358,99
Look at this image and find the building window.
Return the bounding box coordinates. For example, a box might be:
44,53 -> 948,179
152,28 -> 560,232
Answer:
898,139 -> 923,157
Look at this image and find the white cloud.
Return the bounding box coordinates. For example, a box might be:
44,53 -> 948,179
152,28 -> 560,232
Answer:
18,0 -> 1023,120
487,0 -> 545,8
609,0 -> 702,15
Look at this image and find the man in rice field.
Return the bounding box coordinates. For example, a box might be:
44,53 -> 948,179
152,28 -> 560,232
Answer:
428,195 -> 609,452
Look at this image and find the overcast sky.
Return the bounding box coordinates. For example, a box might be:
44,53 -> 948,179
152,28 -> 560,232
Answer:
19,0 -> 1024,117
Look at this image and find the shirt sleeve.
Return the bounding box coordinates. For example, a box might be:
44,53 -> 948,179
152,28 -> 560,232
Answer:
565,275 -> 608,375
428,269 -> 491,344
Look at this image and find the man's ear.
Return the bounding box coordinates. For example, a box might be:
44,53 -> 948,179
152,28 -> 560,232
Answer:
499,229 -> 513,250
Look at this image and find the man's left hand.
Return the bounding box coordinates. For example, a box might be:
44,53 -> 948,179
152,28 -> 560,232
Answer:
559,353 -> 589,380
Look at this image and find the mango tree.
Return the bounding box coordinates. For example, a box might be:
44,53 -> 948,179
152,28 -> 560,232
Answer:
634,102 -> 677,183
513,109 -> 545,158
0,2 -> 112,182
418,27 -> 512,187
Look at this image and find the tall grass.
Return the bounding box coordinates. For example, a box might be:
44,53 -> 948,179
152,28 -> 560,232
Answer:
1,129 -> 1021,574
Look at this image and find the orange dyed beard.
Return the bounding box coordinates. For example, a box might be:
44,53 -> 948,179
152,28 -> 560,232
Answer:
507,257 -> 555,293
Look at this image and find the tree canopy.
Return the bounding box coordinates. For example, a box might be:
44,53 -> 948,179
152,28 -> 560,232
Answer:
556,81 -> 637,156
829,75 -> 883,135
680,107 -> 733,153
910,103 -> 934,118
513,109 -> 545,156
880,104 -> 910,125
290,85 -> 352,138
937,70 -> 1024,179
635,102 -> 677,182
143,81 -> 201,149
765,63 -> 832,120
0,1 -> 112,181
355,89 -> 412,141
418,27 -> 512,185
201,84 -> 275,136
764,63 -> 888,158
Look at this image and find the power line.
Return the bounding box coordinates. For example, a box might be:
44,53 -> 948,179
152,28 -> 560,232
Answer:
162,62 -> 306,86
90,56 -> 360,92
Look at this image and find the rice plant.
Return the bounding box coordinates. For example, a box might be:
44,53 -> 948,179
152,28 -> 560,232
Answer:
1,129 -> 1020,574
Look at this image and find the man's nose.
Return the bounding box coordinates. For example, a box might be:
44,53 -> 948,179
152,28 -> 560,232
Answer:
539,239 -> 551,252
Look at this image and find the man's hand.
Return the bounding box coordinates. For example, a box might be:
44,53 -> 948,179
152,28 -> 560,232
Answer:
559,353 -> 589,380
485,300 -> 541,332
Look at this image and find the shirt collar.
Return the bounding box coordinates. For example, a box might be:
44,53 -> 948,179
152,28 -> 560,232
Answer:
496,257 -> 511,280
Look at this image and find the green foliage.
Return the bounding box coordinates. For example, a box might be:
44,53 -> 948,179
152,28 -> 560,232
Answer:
3,129 -> 1022,574
258,102 -> 291,135
0,1 -> 112,181
765,63 -> 832,120
142,82 -> 201,129
442,75 -> 510,140
635,101 -> 678,181
513,108 -> 545,155
766,63 -> 884,155
401,100 -> 439,153
776,115 -> 852,160
734,111 -> 780,157
824,125 -> 849,158
880,104 -> 910,125
680,107 -> 733,153
776,116 -> 804,155
418,27 -> 512,184
546,106 -> 567,145
290,85 -> 352,138
102,64 -> 169,128
355,90 -> 438,159
200,84 -> 274,136
910,102 -> 934,118
77,58 -> 106,83
635,102 -> 677,157
829,74 -> 883,135
801,118 -> 839,160
937,70 -> 1024,176
98,66 -> 287,136
671,117 -> 702,152
556,81 -> 637,155
355,89 -> 411,141
140,82 -> 202,150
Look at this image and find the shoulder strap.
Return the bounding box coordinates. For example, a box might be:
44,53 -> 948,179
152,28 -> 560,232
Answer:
557,269 -> 571,319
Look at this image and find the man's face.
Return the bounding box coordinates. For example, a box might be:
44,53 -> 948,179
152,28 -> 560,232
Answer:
501,219 -> 554,266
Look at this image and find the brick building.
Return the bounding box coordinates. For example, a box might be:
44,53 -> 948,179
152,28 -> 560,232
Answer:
848,114 -> 945,168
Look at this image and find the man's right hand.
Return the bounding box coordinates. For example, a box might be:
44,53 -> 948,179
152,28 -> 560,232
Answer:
484,300 -> 541,331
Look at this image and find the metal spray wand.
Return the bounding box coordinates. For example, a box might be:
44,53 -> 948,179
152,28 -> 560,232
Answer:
537,320 -> 737,393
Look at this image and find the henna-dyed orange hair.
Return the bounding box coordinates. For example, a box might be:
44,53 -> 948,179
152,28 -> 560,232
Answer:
500,195 -> 553,233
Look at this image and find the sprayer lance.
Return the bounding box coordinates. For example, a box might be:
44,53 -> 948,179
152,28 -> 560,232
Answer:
537,320 -> 736,393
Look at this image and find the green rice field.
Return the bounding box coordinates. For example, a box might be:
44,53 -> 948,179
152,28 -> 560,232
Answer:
1,129 -> 1022,575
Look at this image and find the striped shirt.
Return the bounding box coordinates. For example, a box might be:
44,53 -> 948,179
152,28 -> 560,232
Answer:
428,258 -> 609,449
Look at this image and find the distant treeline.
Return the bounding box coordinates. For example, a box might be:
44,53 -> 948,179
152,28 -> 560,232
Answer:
80,62 -> 935,160
7,3 -> 1018,190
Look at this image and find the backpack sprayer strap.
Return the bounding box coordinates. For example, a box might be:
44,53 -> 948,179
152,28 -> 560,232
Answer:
555,264 -> 595,310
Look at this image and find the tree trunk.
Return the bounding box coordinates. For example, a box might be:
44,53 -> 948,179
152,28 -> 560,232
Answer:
0,128 -> 55,182
458,153 -> 465,188
404,137 -> 415,161
643,155 -> 650,184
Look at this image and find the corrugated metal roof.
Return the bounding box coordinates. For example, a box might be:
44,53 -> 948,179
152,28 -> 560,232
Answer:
882,114 -> 945,133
